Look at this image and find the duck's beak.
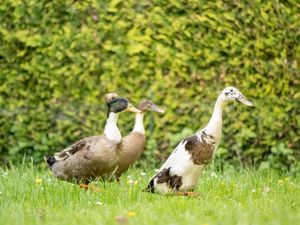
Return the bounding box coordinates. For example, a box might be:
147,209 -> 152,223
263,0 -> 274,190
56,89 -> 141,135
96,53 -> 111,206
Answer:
150,104 -> 165,113
126,103 -> 142,113
236,94 -> 253,107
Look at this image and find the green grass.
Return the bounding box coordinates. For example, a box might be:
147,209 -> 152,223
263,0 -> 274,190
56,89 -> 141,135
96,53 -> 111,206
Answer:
0,165 -> 299,225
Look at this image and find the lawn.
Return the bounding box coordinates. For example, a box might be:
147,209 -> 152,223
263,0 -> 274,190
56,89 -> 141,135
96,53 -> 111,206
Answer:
0,165 -> 299,225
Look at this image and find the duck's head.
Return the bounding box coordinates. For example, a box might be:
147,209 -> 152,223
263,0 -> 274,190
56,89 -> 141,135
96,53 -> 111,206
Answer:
105,93 -> 119,103
220,87 -> 253,107
138,100 -> 165,114
105,93 -> 141,117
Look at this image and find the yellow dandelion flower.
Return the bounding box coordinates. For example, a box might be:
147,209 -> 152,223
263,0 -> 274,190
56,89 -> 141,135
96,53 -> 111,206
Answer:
127,211 -> 136,217
35,178 -> 43,184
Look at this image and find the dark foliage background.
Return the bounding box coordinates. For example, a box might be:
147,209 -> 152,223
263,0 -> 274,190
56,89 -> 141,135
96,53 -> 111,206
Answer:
0,0 -> 299,170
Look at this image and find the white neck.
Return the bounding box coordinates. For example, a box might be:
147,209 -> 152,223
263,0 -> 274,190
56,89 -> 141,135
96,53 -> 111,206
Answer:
104,112 -> 122,143
203,95 -> 225,143
132,113 -> 145,134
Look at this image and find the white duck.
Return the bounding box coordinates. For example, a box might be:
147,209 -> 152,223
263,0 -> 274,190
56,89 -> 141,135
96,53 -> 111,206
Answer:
144,87 -> 253,196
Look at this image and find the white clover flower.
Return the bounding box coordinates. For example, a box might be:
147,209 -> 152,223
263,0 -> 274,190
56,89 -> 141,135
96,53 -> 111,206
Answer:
127,179 -> 134,185
263,187 -> 271,195
96,201 -> 103,205
210,172 -> 218,177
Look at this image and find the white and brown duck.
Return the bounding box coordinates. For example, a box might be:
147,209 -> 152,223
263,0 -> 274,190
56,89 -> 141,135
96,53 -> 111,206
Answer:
144,87 -> 253,196
114,100 -> 165,181
44,93 -> 141,186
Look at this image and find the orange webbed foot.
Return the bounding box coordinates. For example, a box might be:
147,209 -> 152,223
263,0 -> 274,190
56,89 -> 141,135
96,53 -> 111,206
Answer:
79,184 -> 101,192
89,185 -> 101,192
79,183 -> 89,191
175,191 -> 201,198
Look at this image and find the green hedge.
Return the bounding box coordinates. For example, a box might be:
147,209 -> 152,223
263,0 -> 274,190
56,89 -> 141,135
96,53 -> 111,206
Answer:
0,0 -> 299,170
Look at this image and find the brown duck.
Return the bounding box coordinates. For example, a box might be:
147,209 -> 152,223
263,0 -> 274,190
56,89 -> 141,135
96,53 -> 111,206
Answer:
44,93 -> 141,185
114,100 -> 164,180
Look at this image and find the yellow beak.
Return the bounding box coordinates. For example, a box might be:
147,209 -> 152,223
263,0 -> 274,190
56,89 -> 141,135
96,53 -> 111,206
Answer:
126,103 -> 142,113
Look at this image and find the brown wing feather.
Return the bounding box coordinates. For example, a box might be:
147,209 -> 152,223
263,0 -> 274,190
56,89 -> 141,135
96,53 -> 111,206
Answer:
54,139 -> 88,161
184,132 -> 215,165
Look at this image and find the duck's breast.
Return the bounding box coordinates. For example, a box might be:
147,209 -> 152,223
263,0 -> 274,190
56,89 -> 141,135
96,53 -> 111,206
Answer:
116,132 -> 146,173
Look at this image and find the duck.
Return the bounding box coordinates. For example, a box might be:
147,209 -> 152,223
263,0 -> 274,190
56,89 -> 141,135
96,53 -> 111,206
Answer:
114,100 -> 165,181
44,93 -> 141,185
144,87 -> 253,196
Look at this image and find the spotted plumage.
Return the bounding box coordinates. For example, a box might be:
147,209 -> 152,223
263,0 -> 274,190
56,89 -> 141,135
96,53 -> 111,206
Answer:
145,87 -> 253,195
184,132 -> 215,165
145,129 -> 215,194
146,167 -> 183,193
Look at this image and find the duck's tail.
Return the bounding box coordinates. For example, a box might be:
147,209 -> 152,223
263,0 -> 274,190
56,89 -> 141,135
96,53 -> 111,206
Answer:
44,155 -> 57,168
142,178 -> 155,193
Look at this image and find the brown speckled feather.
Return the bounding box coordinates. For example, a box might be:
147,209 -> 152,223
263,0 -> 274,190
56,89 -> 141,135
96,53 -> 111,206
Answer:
155,167 -> 182,191
184,132 -> 215,165
51,135 -> 121,183
114,132 -> 146,178
54,138 -> 88,161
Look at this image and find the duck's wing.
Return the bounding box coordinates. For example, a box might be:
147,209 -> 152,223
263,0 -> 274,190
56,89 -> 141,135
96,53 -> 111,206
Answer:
54,136 -> 103,161
161,132 -> 216,170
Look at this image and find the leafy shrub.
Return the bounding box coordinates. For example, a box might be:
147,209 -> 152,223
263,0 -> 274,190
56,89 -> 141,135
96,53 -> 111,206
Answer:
0,0 -> 299,169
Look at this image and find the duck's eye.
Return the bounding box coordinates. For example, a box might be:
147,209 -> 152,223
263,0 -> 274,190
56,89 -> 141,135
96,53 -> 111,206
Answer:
230,89 -> 233,92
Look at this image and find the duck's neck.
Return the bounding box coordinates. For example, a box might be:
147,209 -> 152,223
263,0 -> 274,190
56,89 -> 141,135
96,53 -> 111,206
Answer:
104,112 -> 122,143
132,113 -> 145,134
203,96 -> 225,142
